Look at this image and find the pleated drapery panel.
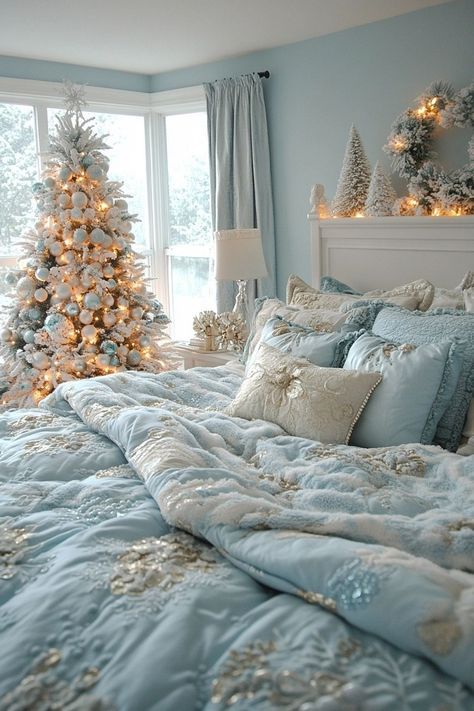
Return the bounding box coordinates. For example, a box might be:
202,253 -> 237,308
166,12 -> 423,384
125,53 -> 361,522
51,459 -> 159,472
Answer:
205,74 -> 276,312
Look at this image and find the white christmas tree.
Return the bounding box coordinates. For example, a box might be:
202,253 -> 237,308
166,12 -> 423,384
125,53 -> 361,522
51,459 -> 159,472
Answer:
0,84 -> 176,408
365,161 -> 397,216
332,125 -> 371,217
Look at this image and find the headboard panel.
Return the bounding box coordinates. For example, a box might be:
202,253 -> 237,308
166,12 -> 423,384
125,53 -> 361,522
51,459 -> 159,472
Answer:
309,215 -> 474,291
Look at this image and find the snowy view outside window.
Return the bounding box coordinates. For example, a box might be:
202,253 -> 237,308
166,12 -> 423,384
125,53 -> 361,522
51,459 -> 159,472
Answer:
0,103 -> 39,328
165,112 -> 215,340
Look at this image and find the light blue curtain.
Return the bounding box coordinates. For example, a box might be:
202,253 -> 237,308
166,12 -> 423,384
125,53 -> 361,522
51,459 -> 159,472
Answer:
204,73 -> 276,312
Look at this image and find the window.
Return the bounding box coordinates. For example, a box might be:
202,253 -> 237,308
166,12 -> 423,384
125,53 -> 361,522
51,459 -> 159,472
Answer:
164,112 -> 214,340
0,80 -> 215,341
0,102 -> 39,325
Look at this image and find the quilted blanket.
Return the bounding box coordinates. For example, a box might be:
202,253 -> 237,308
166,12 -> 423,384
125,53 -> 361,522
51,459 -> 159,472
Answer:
1,365 -> 473,710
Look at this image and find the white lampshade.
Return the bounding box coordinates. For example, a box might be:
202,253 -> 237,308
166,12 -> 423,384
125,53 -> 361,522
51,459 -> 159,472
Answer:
214,228 -> 268,281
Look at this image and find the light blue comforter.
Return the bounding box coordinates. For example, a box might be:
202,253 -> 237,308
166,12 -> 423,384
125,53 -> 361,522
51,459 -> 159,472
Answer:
1,365 -> 473,710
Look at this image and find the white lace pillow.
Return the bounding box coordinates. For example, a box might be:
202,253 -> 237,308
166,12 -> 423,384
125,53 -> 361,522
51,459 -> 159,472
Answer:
227,343 -> 382,444
286,275 -> 434,311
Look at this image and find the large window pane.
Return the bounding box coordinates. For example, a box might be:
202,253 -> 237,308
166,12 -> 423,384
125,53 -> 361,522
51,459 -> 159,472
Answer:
166,113 -> 212,248
48,110 -> 150,250
169,256 -> 215,341
0,103 -> 38,256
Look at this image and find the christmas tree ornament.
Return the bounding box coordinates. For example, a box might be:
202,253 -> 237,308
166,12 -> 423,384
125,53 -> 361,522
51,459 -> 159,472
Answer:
71,191 -> 88,209
34,288 -> 48,303
17,276 -> 36,297
0,83 -> 175,409
127,349 -> 141,365
79,310 -> 93,325
55,283 -> 73,300
365,162 -> 397,216
332,125 -> 371,217
385,81 -> 474,214
84,292 -> 101,310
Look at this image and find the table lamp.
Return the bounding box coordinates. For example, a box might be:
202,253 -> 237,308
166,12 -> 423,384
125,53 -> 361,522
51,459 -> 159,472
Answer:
214,228 -> 268,325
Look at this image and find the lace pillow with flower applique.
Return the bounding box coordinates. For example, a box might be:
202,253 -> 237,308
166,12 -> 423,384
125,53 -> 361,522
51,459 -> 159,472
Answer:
227,342 -> 381,444
287,274 -> 434,311
344,333 -> 461,448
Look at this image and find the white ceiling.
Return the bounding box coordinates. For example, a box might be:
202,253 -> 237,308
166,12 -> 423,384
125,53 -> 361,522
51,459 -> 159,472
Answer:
0,0 -> 451,75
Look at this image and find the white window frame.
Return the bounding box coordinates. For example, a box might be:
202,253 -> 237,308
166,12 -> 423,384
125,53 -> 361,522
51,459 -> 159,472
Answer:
0,77 -> 210,328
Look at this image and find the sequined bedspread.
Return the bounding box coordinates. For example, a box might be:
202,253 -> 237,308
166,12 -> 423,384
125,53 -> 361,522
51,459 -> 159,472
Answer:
0,365 -> 473,710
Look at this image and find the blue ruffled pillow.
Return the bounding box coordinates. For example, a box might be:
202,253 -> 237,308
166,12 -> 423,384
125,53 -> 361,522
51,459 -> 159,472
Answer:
344,333 -> 461,448
320,276 -> 362,295
372,308 -> 473,450
248,316 -> 363,370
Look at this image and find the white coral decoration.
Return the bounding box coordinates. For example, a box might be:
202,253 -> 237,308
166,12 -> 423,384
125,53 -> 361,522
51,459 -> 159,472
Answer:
217,312 -> 247,352
192,311 -> 220,338
365,162 -> 397,216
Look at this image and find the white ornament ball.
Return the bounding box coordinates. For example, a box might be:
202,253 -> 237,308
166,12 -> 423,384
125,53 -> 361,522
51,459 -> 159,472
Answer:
90,228 -> 105,245
114,238 -> 126,251
115,199 -> 128,210
35,267 -> 49,281
117,297 -> 129,309
131,307 -> 144,319
17,276 -> 36,297
107,207 -> 120,219
103,312 -> 116,327
81,325 -> 97,340
79,310 -> 93,325
55,283 -> 72,300
70,207 -> 83,221
102,294 -> 114,307
101,234 -> 113,248
58,194 -> 71,208
121,221 -> 132,234
81,273 -> 93,288
63,250 -> 76,264
59,166 -> 72,182
31,351 -> 50,369
118,345 -> 129,356
102,265 -> 114,278
74,358 -> 86,373
86,165 -> 104,181
72,192 -> 88,209
83,208 -> 96,220
96,354 -> 110,368
84,292 -> 100,310
44,177 -> 56,189
49,241 -> 63,257
127,349 -> 141,366
138,335 -> 151,348
1,328 -> 12,342
34,287 -> 48,303
73,228 -> 87,246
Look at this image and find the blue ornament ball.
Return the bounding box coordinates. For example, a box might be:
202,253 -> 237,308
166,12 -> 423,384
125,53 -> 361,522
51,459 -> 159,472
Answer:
28,308 -> 41,321
35,240 -> 46,252
44,313 -> 62,332
32,182 -> 44,194
109,355 -> 121,367
23,329 -> 36,344
66,302 -> 80,317
107,279 -> 117,290
84,292 -> 101,310
81,155 -> 95,168
86,164 -> 103,181
44,177 -> 56,189
100,340 -> 117,355
5,271 -> 18,285
127,349 -> 141,366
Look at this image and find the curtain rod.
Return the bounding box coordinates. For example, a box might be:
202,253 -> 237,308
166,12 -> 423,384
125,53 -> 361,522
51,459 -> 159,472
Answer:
258,71 -> 270,79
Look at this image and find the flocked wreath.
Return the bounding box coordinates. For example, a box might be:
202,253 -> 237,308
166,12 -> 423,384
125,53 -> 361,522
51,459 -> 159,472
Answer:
384,81 -> 474,215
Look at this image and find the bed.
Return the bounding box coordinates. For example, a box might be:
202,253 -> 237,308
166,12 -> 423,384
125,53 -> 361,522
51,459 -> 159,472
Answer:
1,211 -> 473,710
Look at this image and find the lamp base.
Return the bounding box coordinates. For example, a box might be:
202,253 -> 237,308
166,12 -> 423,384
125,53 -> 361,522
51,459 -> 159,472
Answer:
232,279 -> 249,326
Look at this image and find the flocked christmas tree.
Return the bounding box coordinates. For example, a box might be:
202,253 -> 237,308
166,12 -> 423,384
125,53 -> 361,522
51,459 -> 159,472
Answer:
365,161 -> 397,216
0,84 -> 175,408
332,125 -> 371,217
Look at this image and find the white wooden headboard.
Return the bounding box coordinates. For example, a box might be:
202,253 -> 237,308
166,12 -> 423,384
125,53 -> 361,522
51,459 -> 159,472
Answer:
309,215 -> 474,291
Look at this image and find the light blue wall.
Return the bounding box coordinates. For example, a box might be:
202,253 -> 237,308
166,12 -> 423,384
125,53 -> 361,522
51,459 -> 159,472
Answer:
151,0 -> 474,297
0,55 -> 150,92
1,0 -> 473,296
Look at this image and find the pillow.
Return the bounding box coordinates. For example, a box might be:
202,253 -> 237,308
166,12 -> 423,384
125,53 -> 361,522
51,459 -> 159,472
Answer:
242,297 -> 348,364
228,342 -> 382,443
287,275 -> 434,311
246,316 -> 364,370
344,333 -> 461,448
372,308 -> 474,451
320,276 -> 361,295
464,287 -> 474,312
